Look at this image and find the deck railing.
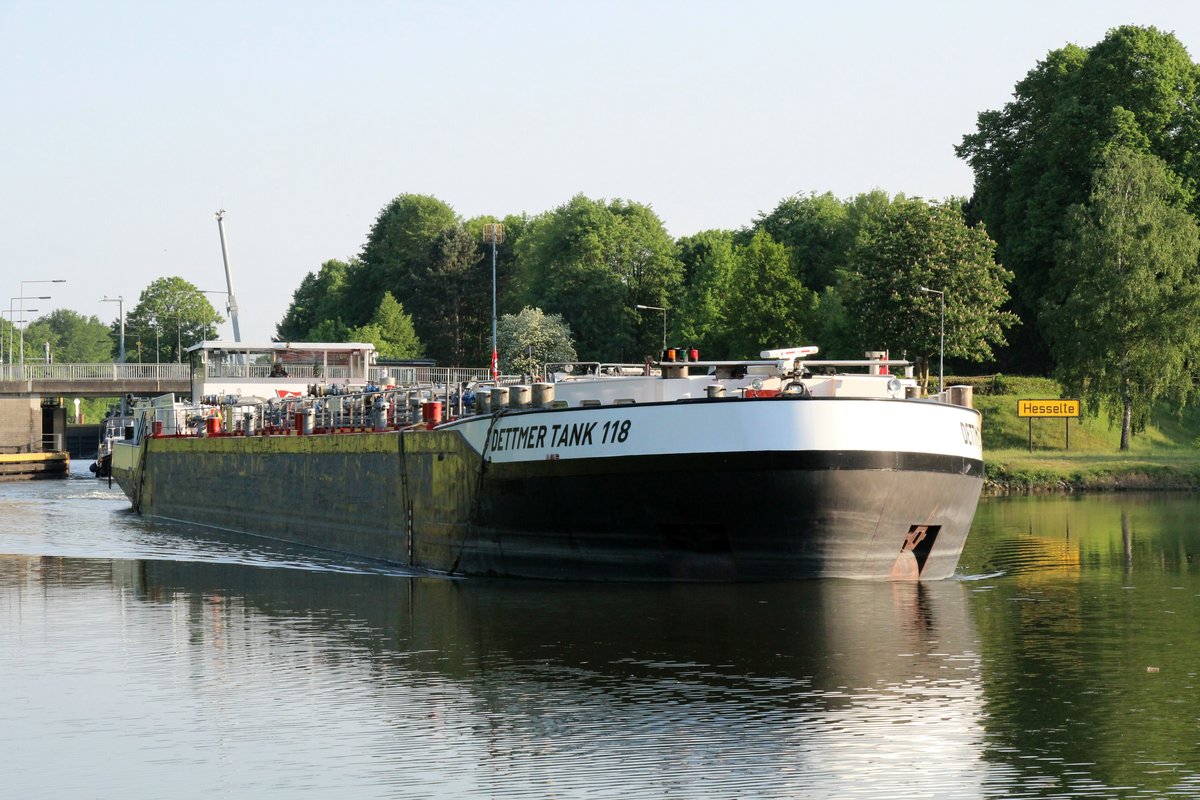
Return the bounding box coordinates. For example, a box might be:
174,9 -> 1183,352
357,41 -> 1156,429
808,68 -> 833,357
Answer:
0,362 -> 512,387
0,363 -> 192,382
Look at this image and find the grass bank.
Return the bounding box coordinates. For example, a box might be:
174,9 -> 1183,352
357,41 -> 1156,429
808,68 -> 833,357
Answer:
953,375 -> 1200,494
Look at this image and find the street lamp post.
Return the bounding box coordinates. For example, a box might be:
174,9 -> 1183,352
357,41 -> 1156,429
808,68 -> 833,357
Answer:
919,286 -> 945,395
10,295 -> 51,367
635,304 -> 667,354
18,279 -> 65,367
101,296 -> 126,363
3,307 -> 38,365
483,224 -> 505,380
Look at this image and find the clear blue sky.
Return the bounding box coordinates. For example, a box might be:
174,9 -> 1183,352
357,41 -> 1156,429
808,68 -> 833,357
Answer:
3,0 -> 1198,346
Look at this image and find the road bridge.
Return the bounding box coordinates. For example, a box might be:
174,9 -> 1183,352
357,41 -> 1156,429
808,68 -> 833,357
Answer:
0,363 -> 191,398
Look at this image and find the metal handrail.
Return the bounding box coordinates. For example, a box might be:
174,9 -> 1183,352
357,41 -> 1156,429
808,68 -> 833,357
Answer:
0,363 -> 192,382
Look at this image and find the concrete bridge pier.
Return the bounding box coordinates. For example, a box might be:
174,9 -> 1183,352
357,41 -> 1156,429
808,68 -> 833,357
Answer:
0,398 -> 68,479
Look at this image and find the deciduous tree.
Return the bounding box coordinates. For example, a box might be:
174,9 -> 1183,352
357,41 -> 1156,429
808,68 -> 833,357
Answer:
1042,148 -> 1200,449
276,259 -> 354,341
515,195 -> 682,361
674,230 -> 737,356
838,196 -> 1016,386
349,194 -> 460,325
724,230 -> 813,358
123,277 -> 222,362
957,25 -> 1200,371
497,306 -> 577,377
20,309 -> 113,362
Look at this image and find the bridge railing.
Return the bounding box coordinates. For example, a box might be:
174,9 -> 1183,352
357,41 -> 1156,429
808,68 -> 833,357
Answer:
0,362 -> 507,386
0,363 -> 192,382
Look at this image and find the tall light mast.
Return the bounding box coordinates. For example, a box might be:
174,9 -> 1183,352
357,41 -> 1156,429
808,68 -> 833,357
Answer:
483,223 -> 505,380
214,209 -> 242,342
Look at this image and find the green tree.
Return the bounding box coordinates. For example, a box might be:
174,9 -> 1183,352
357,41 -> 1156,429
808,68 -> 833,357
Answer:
348,292 -> 424,360
348,194 -> 460,325
957,25 -> 1200,372
124,277 -> 222,362
1042,148 -> 1200,449
497,306 -> 577,377
276,259 -> 354,340
674,230 -> 738,356
752,192 -> 851,289
724,230 -> 813,358
22,309 -> 114,362
515,194 -> 683,361
838,196 -> 1017,386
411,226 -> 487,365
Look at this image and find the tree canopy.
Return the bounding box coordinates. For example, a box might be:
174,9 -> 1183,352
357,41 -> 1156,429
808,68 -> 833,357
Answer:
838,196 -> 1017,386
497,306 -> 577,377
1042,147 -> 1200,449
956,24 -> 1200,371
673,230 -> 738,356
347,194 -> 461,326
269,188 -> 1017,391
22,309 -> 114,363
723,229 -> 813,358
123,276 -> 223,362
276,259 -> 354,341
514,195 -> 683,362
347,292 -> 424,360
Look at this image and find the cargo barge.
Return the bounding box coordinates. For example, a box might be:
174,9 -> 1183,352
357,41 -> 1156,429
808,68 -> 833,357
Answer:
110,341 -> 984,581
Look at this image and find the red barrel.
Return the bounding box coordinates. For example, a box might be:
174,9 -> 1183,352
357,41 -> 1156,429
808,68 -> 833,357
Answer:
153,420 -> 163,437
294,412 -> 305,435
422,401 -> 444,425
206,417 -> 221,435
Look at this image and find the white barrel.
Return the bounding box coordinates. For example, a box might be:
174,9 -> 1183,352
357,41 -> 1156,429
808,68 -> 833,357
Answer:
475,391 -> 492,415
532,383 -> 555,408
947,385 -> 974,409
509,385 -> 532,409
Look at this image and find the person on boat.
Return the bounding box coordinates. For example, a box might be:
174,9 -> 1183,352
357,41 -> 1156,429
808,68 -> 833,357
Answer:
270,361 -> 289,378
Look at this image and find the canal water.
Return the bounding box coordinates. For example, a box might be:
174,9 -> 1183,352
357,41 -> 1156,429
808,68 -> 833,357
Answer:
4,469 -> 1200,799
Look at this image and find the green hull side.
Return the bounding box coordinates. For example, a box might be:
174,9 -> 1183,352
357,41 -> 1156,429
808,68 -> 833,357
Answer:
116,431 -> 483,571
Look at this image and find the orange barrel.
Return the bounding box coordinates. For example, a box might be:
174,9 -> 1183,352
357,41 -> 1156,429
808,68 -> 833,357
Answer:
425,401 -> 443,424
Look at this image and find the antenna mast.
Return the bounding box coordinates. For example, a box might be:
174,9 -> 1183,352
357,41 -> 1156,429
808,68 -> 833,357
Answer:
214,209 -> 242,342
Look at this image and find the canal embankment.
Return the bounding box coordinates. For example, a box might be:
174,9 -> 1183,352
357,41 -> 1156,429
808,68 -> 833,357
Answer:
964,374 -> 1200,494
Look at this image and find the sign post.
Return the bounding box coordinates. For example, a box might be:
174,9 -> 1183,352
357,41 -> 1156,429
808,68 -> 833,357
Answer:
1017,399 -> 1081,452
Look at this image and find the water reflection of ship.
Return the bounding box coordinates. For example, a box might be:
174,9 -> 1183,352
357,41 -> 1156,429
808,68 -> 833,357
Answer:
111,558 -> 980,705
6,555 -> 989,794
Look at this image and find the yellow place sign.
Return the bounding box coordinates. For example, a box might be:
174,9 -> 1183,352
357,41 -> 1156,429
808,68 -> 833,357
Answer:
1017,399 -> 1080,418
